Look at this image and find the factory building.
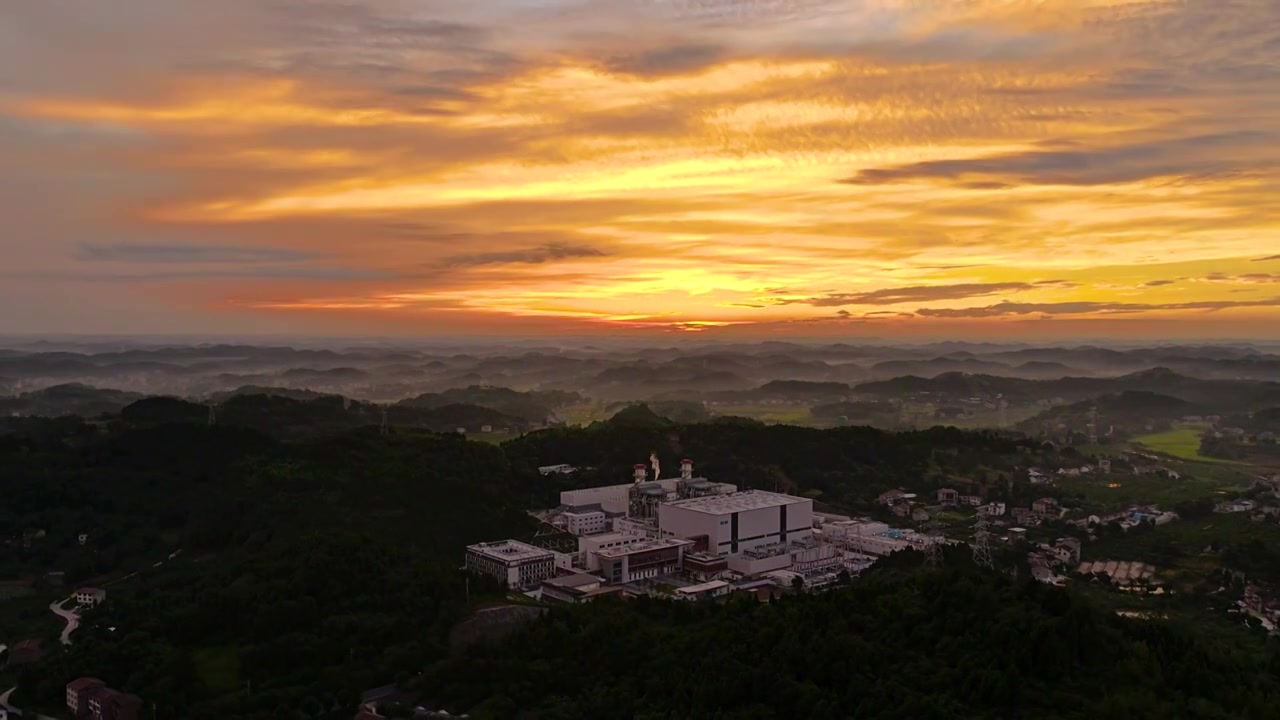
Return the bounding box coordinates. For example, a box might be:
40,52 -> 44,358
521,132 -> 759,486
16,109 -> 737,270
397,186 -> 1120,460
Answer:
578,532 -> 646,571
727,543 -> 794,576
821,520 -> 925,557
594,538 -> 693,584
563,509 -> 608,536
465,540 -> 556,590
539,572 -> 623,604
561,484 -> 631,515
558,459 -> 734,517
659,490 -> 813,556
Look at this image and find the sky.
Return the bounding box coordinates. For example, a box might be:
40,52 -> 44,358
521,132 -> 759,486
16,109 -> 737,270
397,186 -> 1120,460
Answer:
2,0 -> 1278,339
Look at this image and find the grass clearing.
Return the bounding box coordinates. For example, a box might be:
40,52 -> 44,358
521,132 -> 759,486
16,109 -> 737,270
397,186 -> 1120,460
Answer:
713,404 -> 815,425
1133,428 -> 1238,464
193,646 -> 241,693
1056,472 -> 1232,512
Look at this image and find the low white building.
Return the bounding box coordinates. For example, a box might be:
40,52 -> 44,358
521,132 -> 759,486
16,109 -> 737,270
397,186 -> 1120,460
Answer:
465,540 -> 556,590
562,484 -> 632,515
674,580 -> 731,601
74,587 -> 106,607
727,543 -> 794,576
978,502 -> 1006,518
563,510 -> 608,536
593,538 -> 693,584
579,532 -> 646,571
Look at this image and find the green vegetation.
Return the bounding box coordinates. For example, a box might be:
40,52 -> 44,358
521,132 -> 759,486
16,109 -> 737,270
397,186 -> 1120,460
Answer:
423,563 -> 1280,719
0,419 -> 532,719
192,646 -> 241,694
2,398 -> 1277,719
712,403 -> 814,425
1055,471 -> 1242,512
1134,428 -> 1236,464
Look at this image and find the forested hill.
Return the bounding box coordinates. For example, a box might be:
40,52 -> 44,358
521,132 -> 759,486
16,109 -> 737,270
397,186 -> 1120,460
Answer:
0,410 -> 1199,719
504,416 -> 1044,508
0,420 -> 536,719
423,562 -> 1280,719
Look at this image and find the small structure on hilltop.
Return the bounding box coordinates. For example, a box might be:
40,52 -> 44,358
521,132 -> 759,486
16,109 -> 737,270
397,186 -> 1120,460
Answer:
74,587 -> 106,607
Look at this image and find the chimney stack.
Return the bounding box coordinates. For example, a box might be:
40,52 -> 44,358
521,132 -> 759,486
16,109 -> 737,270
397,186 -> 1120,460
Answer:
680,458 -> 693,480
634,464 -> 647,483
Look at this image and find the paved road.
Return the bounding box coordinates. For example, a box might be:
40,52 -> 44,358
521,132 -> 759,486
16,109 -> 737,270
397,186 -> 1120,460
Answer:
1,686 -> 60,720
49,598 -> 79,646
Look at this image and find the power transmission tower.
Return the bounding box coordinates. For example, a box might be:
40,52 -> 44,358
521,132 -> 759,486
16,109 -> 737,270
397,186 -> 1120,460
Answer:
206,400 -> 217,428
379,404 -> 389,435
922,520 -> 945,568
997,394 -> 1008,429
972,518 -> 994,570
1087,403 -> 1099,444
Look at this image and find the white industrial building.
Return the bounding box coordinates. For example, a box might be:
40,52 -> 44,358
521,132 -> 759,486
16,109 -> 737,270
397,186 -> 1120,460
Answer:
561,484 -> 632,515
659,490 -> 813,556
594,537 -> 693,584
563,509 -> 608,536
820,520 -> 932,557
465,540 -> 556,590
578,531 -> 646,571
674,580 -> 732,601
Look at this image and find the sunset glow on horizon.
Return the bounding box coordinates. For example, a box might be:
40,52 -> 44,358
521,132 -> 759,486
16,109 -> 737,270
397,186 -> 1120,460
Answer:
3,0 -> 1278,338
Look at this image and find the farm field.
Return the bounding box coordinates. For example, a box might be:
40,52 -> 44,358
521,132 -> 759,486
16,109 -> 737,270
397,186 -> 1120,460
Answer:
713,404 -> 815,425
1133,428 -> 1237,464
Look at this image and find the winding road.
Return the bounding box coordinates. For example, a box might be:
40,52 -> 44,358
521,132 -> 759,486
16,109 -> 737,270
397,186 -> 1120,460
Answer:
49,598 -> 79,646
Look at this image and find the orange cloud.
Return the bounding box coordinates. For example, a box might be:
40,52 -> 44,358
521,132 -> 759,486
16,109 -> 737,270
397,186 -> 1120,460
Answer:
1,0 -> 1277,337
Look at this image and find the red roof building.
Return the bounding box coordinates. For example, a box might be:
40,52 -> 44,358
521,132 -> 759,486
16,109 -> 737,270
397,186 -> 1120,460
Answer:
67,678 -> 106,715
6,638 -> 44,667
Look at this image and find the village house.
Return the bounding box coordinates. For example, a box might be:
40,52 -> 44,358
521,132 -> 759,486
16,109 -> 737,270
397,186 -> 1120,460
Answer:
1217,499 -> 1257,514
1032,497 -> 1061,516
1243,584 -> 1280,626
978,502 -> 1006,518
937,488 -> 959,506
1051,537 -> 1082,566
959,495 -> 983,507
877,489 -> 906,507
1011,507 -> 1039,526
66,678 -> 141,720
75,587 -> 107,607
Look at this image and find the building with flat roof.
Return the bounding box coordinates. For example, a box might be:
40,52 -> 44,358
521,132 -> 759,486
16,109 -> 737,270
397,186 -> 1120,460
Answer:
561,484 -> 631,515
465,540 -> 556,590
563,509 -> 608,536
684,551 -> 729,581
594,537 -> 693,584
539,572 -> 622,604
674,580 -> 731,601
658,490 -> 813,556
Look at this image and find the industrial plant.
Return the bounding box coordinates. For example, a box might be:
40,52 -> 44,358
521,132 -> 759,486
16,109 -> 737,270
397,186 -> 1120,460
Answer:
464,457 -> 939,600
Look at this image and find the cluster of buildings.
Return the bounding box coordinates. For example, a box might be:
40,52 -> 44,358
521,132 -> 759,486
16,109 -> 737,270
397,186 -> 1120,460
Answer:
1242,585 -> 1280,632
1067,505 -> 1178,532
66,678 -> 141,720
1076,560 -> 1161,589
466,458 -> 918,599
